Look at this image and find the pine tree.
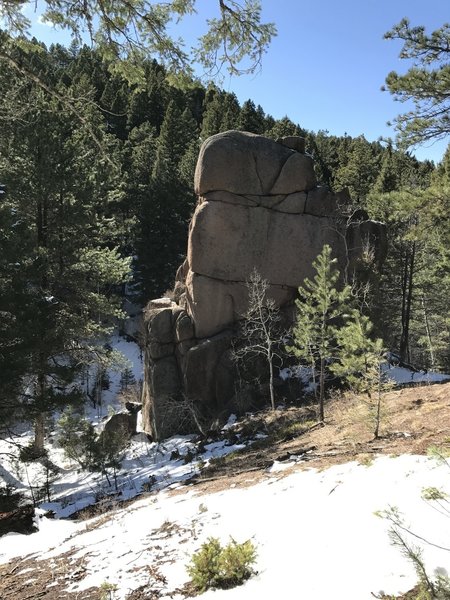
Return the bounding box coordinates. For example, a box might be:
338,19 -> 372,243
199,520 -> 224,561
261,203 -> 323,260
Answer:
238,100 -> 265,134
220,93 -> 241,131
332,312 -> 384,392
373,145 -> 400,193
306,131 -> 341,189
200,88 -> 226,139
133,100 -> 197,299
366,178 -> 450,370
384,19 -> 450,147
287,245 -> 353,422
1,1 -> 276,84
333,312 -> 387,439
0,45 -> 130,451
334,136 -> 380,201
265,116 -> 304,140
126,61 -> 169,133
120,367 -> 136,391
0,194 -> 32,427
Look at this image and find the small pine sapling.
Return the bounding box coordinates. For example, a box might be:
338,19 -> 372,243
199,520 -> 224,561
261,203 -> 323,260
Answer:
287,245 -> 353,422
119,367 -> 136,391
187,537 -> 257,592
332,311 -> 389,439
57,408 -> 98,469
188,537 -> 223,592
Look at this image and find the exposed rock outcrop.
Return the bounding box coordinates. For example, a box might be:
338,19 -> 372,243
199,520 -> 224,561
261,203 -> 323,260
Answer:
142,131 -> 386,440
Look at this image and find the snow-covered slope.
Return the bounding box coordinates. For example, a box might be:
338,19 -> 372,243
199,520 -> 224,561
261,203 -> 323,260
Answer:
1,454 -> 449,599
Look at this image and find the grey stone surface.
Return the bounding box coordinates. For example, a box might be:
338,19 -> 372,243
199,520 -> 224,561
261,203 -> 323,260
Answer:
150,356 -> 180,397
185,269 -> 294,339
195,130 -> 315,196
147,307 -> 174,344
275,192 -> 307,214
183,332 -> 233,409
142,130 -> 386,440
175,311 -> 195,342
103,412 -> 137,439
305,186 -> 338,216
188,200 -> 344,289
276,136 -> 306,153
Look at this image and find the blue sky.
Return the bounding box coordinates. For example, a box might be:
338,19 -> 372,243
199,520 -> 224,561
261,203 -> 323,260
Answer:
28,0 -> 449,163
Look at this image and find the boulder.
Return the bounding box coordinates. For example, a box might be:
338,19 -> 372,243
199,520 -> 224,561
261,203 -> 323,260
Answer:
185,270 -> 294,339
142,130 -> 386,440
183,332 -> 233,409
175,311 -> 195,342
148,341 -> 175,360
276,136 -> 306,153
194,130 -> 316,196
275,192 -> 307,214
147,307 -> 175,344
103,412 -> 137,439
188,199 -> 344,290
150,356 -> 180,398
202,190 -> 258,207
305,186 -> 338,216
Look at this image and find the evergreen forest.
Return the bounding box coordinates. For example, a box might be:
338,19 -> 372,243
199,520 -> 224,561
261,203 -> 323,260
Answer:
0,32 -> 449,437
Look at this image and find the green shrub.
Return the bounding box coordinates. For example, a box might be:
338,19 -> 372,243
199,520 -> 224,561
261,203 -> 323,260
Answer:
57,408 -> 128,487
57,408 -> 97,469
187,537 -> 257,592
99,580 -> 118,599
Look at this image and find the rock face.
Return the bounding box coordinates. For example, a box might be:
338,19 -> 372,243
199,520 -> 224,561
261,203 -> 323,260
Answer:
142,131 -> 386,440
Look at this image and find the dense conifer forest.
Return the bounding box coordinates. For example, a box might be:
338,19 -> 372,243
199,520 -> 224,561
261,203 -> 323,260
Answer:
0,28 -> 449,437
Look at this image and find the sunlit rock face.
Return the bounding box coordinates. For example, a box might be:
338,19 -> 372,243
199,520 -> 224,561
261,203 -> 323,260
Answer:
142,131 -> 386,440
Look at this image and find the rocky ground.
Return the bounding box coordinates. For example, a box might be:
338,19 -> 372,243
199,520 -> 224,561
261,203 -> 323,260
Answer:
181,381 -> 450,495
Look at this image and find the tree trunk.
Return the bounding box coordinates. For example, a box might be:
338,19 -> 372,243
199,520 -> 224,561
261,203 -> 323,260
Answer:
33,372 -> 46,456
399,241 -> 415,363
319,358 -> 325,422
268,350 -> 275,411
374,365 -> 382,439
33,412 -> 45,456
421,294 -> 435,369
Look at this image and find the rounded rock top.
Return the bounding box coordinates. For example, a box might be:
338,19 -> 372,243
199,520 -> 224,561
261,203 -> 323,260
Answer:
194,130 -> 316,196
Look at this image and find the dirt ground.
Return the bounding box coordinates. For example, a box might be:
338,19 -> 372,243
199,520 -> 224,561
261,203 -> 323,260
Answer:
1,381 -> 449,600
182,381 -> 450,495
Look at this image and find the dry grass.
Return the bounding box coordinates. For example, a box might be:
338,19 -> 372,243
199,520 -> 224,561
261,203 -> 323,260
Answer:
0,550 -> 98,599
180,381 -> 450,494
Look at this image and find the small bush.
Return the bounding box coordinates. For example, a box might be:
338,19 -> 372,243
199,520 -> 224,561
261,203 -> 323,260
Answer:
187,537 -> 257,592
99,581 -> 118,600
57,408 -> 128,486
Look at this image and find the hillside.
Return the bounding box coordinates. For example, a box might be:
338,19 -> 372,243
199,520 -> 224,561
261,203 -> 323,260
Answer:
0,381 -> 449,600
191,379 -> 450,490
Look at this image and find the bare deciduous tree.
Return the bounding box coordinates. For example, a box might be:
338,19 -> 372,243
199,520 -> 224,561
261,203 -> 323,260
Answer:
232,269 -> 284,411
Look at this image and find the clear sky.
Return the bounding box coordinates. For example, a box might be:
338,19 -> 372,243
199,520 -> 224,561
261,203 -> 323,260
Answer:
27,0 -> 450,163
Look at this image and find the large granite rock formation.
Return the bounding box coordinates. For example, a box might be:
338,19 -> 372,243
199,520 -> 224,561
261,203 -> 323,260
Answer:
142,131 -> 386,440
